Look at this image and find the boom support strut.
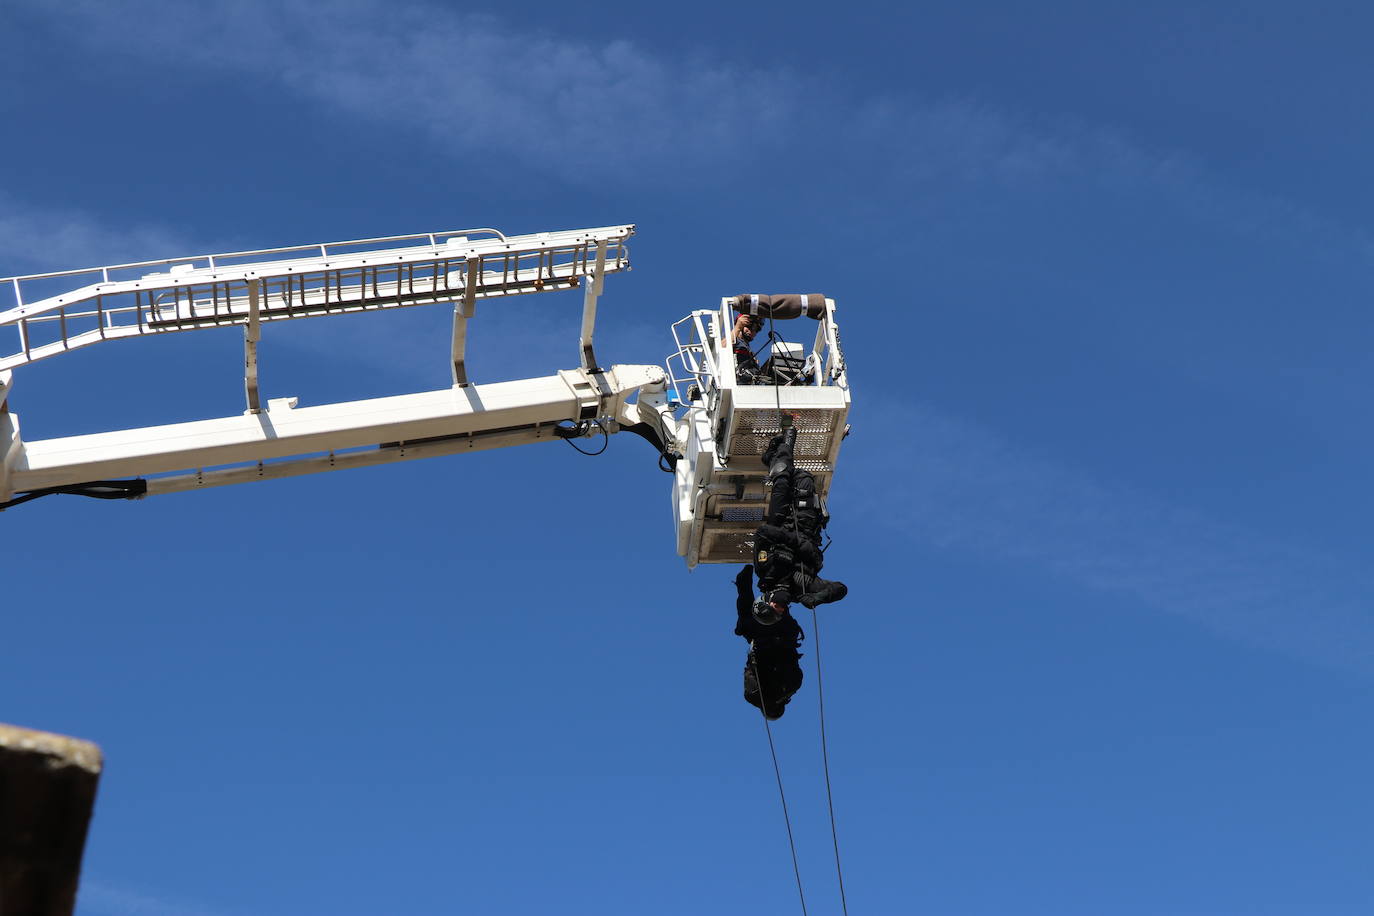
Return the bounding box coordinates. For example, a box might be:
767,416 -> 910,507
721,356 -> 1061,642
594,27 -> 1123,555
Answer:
2,365 -> 668,503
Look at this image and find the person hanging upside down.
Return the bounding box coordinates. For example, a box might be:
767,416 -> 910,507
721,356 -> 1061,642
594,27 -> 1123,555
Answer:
734,562 -> 805,720
752,425 -> 848,612
733,424 -> 847,719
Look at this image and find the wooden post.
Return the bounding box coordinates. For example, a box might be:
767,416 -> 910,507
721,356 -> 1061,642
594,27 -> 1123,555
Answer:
0,724 -> 102,916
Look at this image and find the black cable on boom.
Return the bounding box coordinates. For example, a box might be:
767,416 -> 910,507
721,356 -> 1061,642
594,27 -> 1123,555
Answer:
553,420 -> 610,456
0,478 -> 147,511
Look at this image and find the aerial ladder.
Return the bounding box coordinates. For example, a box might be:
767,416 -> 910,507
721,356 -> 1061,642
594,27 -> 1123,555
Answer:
0,225 -> 849,567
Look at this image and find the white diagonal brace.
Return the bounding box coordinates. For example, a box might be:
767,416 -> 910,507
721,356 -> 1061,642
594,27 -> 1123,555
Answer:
0,370 -> 21,503
451,257 -> 479,387
579,240 -> 608,372
244,279 -> 262,414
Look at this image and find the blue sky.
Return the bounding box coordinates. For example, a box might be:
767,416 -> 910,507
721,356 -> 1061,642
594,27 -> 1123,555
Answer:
5,1 -> 1374,913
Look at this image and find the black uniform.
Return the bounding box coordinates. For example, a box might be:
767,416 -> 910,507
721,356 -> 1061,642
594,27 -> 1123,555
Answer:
735,564 -> 804,719
752,429 -> 848,609
733,337 -> 763,385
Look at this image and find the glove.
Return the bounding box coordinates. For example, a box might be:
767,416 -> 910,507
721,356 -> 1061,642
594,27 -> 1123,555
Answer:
735,564 -> 754,587
799,594 -> 820,609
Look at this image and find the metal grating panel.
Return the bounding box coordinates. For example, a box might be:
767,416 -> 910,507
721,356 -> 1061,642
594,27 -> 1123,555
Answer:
700,527 -> 757,563
728,407 -> 839,471
694,464 -> 840,564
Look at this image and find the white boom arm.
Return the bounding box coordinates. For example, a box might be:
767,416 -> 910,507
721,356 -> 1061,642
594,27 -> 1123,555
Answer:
1,364 -> 670,502
0,224 -> 683,508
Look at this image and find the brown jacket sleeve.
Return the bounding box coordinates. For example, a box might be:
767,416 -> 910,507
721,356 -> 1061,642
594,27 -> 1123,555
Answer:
731,294 -> 827,320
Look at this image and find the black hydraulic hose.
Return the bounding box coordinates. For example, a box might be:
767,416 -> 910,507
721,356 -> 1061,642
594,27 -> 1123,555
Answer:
554,420 -> 610,456
0,478 -> 148,511
556,419 -> 678,469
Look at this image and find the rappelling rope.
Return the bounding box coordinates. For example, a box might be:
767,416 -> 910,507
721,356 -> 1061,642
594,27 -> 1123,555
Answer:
749,645 -> 810,916
810,608 -> 850,915
763,310 -> 851,916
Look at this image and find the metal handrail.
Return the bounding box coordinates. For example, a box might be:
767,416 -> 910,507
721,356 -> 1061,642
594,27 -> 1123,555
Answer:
669,302 -> 847,398
0,227 -> 510,287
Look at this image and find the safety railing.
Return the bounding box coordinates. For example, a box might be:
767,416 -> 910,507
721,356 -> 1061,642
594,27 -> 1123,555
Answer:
0,225 -> 633,371
717,296 -> 848,392
666,310 -> 722,404
666,296 -> 848,403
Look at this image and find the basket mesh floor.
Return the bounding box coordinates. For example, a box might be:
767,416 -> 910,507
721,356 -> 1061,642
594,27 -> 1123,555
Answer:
729,407 -> 837,472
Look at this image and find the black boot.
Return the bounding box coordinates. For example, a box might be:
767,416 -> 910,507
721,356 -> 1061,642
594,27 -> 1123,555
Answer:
763,426 -> 798,477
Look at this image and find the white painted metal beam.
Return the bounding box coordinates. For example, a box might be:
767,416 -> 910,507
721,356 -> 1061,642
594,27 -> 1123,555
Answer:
10,365 -> 664,493
450,257 -> 479,386
579,240 -> 607,372
144,426 -> 556,496
0,370 -> 18,503
244,279 -> 262,414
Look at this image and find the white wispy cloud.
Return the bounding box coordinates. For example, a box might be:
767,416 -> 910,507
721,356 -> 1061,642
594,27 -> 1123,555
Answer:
16,0 -> 1195,194
33,0 -> 802,179
15,0 -> 1374,262
0,196 -> 196,277
848,399 -> 1374,675
79,880 -> 236,916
